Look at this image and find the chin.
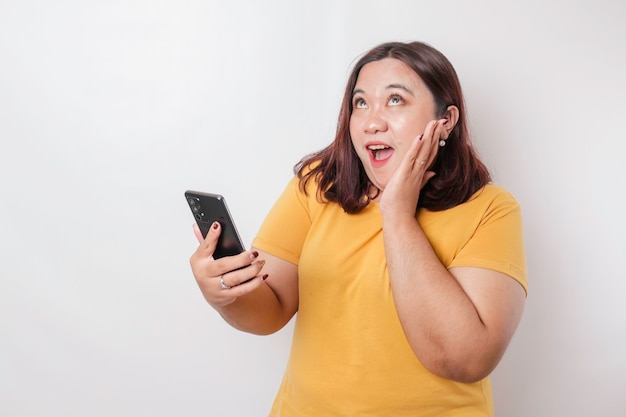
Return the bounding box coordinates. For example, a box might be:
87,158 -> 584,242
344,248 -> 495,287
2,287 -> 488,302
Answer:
368,168 -> 395,188
370,180 -> 387,193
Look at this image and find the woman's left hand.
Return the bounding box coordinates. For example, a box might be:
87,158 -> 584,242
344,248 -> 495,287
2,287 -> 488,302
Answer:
379,118 -> 449,216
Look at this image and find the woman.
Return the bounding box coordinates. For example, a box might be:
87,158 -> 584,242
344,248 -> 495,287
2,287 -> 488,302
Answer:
190,41 -> 527,416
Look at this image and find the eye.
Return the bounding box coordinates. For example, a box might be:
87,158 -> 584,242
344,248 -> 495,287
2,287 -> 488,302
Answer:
353,97 -> 367,109
388,94 -> 404,106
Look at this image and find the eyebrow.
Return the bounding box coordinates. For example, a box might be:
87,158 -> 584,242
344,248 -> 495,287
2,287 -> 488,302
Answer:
387,83 -> 414,95
352,83 -> 415,97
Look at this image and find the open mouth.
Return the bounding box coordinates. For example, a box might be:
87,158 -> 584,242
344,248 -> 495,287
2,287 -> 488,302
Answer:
368,144 -> 393,161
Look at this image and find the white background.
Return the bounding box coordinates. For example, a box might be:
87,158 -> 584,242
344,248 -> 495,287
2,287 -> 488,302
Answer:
1,1 -> 625,416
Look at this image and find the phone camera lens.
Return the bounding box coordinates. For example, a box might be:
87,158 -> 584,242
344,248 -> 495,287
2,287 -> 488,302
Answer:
194,213 -> 202,221
191,205 -> 199,214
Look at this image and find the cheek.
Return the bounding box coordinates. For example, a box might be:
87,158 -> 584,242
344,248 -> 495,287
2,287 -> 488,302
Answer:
398,115 -> 429,140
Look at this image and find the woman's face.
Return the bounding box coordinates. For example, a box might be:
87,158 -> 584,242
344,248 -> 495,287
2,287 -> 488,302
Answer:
349,58 -> 438,193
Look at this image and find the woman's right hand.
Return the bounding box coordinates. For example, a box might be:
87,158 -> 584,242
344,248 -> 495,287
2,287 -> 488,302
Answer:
189,221 -> 267,308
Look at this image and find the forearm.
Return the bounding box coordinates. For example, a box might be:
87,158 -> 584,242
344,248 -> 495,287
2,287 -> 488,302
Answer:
383,214 -> 495,382
214,282 -> 292,335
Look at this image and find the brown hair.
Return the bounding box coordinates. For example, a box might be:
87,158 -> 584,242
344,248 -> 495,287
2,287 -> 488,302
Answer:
295,41 -> 491,213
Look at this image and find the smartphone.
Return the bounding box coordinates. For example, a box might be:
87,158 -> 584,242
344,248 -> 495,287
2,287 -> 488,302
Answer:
184,190 -> 245,259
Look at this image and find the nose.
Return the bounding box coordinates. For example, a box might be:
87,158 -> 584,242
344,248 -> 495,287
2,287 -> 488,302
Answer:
363,112 -> 388,134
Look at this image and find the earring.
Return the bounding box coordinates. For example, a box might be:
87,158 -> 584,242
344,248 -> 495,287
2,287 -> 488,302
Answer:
439,139 -> 446,147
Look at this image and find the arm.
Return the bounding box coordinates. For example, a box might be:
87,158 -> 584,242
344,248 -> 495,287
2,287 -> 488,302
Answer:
383,214 -> 526,382
189,222 -> 299,335
380,119 -> 526,382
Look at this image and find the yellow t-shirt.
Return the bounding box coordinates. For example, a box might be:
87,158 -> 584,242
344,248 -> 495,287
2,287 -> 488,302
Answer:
253,176 -> 527,417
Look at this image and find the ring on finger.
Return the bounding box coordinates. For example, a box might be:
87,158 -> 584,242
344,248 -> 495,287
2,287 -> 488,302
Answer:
220,274 -> 231,289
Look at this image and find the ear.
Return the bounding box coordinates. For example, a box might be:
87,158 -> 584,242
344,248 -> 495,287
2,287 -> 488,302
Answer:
442,105 -> 460,138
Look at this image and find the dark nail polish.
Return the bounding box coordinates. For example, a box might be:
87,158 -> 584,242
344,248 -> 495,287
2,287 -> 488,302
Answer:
212,222 -> 219,230
250,250 -> 259,259
262,274 -> 269,280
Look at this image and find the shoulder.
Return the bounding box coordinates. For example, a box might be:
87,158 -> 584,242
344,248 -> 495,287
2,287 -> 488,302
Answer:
421,184 -> 522,231
463,183 -> 522,216
278,171 -> 327,222
292,160 -> 329,204
470,183 -> 519,204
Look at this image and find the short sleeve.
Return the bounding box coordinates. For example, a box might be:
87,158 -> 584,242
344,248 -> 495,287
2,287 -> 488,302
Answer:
448,187 -> 528,293
252,176 -> 312,265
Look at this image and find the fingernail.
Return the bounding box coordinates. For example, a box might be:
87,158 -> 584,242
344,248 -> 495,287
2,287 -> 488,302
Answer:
257,259 -> 266,268
418,134 -> 424,141
212,222 -> 219,230
442,119 -> 448,125
262,274 -> 269,281
250,250 -> 259,259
